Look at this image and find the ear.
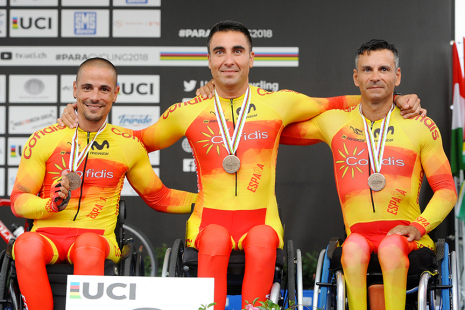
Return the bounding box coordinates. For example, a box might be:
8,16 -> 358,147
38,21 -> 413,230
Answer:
208,53 -> 212,69
353,69 -> 360,87
113,84 -> 120,102
73,81 -> 77,99
249,51 -> 255,68
395,67 -> 401,86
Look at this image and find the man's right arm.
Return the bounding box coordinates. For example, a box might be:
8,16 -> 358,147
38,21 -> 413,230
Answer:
11,135 -> 70,219
280,115 -> 327,146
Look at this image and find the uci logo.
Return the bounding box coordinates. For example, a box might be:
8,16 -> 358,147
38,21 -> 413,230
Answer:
12,17 -> 52,30
119,83 -> 154,95
70,282 -> 137,300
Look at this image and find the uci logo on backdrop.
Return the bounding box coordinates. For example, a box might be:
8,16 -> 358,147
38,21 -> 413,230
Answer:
10,10 -> 58,37
117,75 -> 160,103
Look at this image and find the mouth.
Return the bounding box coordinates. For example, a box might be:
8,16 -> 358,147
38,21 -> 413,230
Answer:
83,102 -> 104,112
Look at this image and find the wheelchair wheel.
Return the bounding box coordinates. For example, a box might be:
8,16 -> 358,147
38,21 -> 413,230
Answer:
123,223 -> 156,277
286,240 -> 296,308
0,250 -> 11,307
168,239 -> 184,277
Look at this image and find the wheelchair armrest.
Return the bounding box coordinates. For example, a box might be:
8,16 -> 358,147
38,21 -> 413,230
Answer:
327,237 -> 343,259
435,238 -> 445,262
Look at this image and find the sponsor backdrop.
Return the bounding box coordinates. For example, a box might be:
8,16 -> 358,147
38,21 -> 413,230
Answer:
0,1 -> 455,255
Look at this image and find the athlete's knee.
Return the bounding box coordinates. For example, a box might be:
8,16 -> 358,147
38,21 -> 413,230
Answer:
70,233 -> 108,264
74,233 -> 106,250
243,225 -> 279,249
378,234 -> 410,268
379,234 -> 410,253
197,225 -> 232,256
342,233 -> 371,265
14,232 -> 49,263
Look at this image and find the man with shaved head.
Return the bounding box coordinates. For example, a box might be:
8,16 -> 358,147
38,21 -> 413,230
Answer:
10,58 -> 197,310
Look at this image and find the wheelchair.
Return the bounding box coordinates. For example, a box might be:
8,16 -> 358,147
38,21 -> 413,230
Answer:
313,237 -> 459,310
161,237 -> 303,310
0,200 -> 146,310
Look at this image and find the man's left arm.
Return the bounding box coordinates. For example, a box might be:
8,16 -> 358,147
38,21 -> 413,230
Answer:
125,144 -> 196,214
389,121 -> 457,241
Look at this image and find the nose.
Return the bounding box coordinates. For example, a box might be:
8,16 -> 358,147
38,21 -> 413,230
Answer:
370,70 -> 381,82
90,89 -> 100,102
223,51 -> 235,66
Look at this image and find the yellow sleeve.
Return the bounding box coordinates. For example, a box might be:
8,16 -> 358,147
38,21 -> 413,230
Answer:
10,134 -> 57,219
410,118 -> 457,235
124,139 -> 196,214
271,91 -> 360,126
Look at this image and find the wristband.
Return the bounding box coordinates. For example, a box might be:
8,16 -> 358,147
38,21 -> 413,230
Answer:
393,91 -> 402,101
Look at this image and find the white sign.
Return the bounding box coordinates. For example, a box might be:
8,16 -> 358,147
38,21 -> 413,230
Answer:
62,0 -> 109,6
0,137 -> 4,165
111,106 -> 159,130
8,168 -> 18,195
7,138 -> 28,166
0,168 -> 4,197
113,0 -> 160,6
0,46 -> 299,67
9,75 -> 57,103
112,9 -> 160,38
62,10 -> 109,38
0,0 -> 5,6
66,275 -> 213,310
0,75 -> 5,102
0,108 -> 4,133
9,106 -> 57,134
117,75 -> 160,103
122,167 -> 159,196
60,75 -> 75,103
10,10 -> 58,37
0,10 -> 6,38
10,0 -> 58,6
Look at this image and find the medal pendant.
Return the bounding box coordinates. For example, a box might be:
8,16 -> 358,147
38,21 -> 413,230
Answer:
67,171 -> 82,191
223,155 -> 241,174
368,173 -> 386,191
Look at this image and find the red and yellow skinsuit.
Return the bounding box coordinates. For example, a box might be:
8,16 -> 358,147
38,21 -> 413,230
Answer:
10,123 -> 196,310
281,104 -> 457,310
133,86 -> 360,309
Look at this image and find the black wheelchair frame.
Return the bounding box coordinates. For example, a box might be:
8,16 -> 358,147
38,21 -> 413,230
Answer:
0,200 -> 145,310
313,237 -> 459,310
161,238 -> 303,309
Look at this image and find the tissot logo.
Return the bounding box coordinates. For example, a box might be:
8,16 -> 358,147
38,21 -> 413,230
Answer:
74,12 -> 97,35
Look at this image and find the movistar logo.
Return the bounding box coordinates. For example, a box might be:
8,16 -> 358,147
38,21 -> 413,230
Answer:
92,140 -> 110,150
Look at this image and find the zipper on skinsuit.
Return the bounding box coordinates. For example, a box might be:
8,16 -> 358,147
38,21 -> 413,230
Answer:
73,132 -> 91,221
369,121 -> 375,213
230,99 -> 238,196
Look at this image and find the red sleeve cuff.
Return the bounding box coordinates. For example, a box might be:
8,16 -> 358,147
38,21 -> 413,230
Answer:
410,222 -> 426,237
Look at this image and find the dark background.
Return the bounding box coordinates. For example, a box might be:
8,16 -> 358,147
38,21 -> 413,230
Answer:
0,1 -> 455,256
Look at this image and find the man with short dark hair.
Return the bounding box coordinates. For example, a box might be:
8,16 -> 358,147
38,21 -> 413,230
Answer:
11,58 -> 197,310
59,23 -> 422,310
281,39 -> 457,310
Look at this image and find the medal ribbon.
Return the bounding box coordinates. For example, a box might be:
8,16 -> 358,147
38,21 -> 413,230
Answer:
359,104 -> 394,174
68,122 -> 107,172
213,87 -> 251,155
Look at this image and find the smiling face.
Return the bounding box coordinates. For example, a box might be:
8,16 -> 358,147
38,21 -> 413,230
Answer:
353,49 -> 401,106
73,64 -> 119,131
208,30 -> 254,98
